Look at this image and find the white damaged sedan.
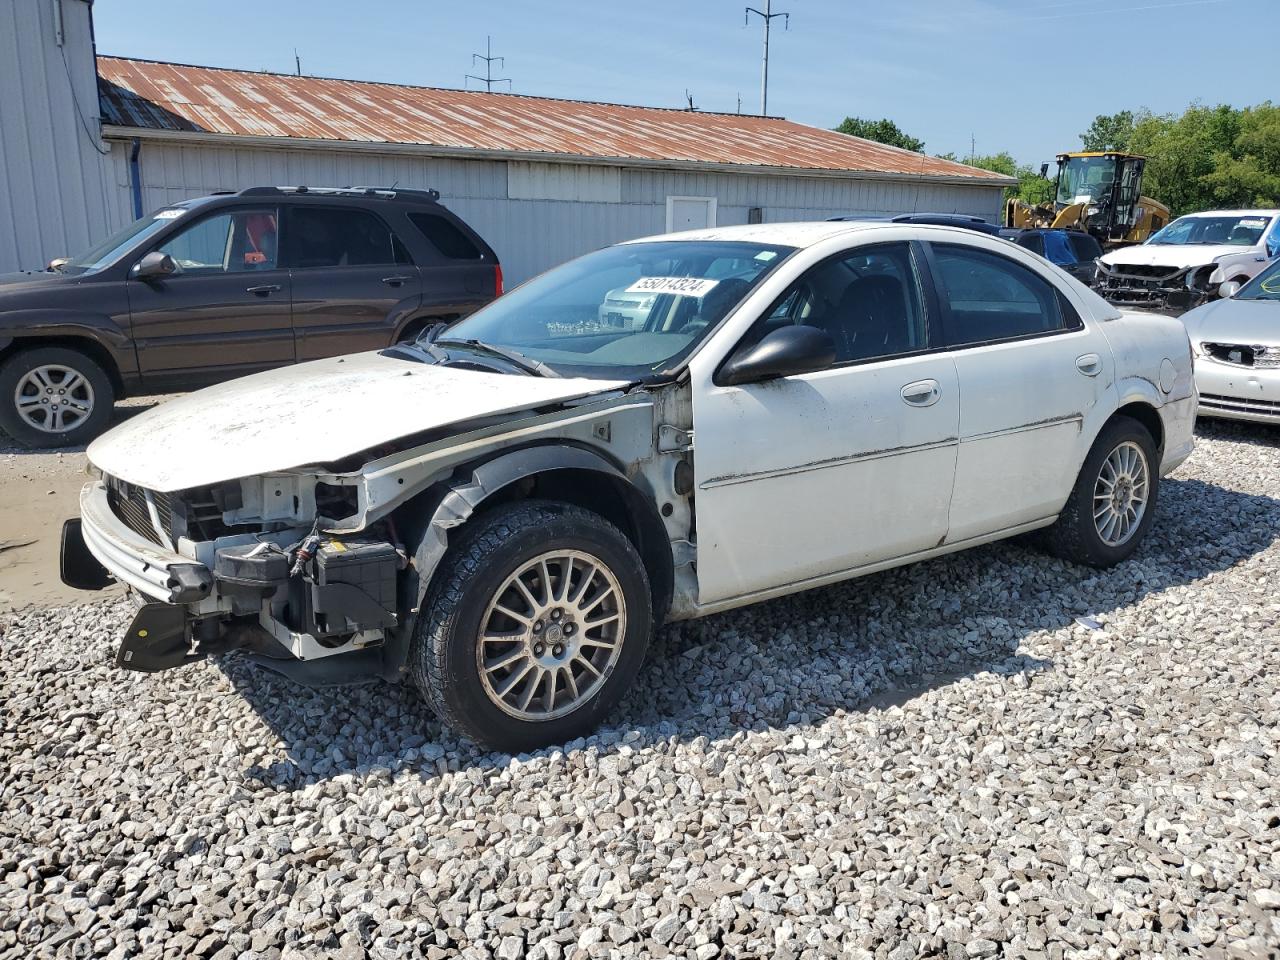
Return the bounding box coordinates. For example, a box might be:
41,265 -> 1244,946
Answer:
62,222 -> 1196,751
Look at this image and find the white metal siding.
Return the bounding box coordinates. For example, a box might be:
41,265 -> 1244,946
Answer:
104,140 -> 1005,285
0,0 -> 122,273
508,162 -> 621,203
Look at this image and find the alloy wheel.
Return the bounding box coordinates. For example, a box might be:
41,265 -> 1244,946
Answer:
14,364 -> 95,434
1093,440 -> 1150,547
476,549 -> 627,721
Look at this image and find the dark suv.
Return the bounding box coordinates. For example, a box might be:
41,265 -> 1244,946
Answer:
0,186 -> 500,447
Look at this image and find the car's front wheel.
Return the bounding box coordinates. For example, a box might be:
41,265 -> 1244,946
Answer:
1041,415 -> 1159,568
0,346 -> 116,448
412,500 -> 652,752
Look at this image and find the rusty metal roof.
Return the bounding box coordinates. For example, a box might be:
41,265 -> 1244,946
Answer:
97,57 -> 1011,183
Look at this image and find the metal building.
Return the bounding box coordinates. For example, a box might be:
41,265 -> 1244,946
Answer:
3,2 -> 1015,281
0,0 -> 124,276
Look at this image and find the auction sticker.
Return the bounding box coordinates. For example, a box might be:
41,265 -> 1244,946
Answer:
626,276 -> 719,297
153,209 -> 184,220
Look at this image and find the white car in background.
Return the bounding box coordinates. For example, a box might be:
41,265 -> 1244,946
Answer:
63,222 -> 1196,751
1097,209 -> 1280,311
1182,257 -> 1280,424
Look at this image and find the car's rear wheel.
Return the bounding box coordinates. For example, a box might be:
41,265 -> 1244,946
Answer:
411,500 -> 652,752
1041,415 -> 1159,568
0,346 -> 115,448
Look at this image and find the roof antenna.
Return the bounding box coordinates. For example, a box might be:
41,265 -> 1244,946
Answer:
466,36 -> 512,92
744,0 -> 789,116
294,49 -> 301,76
685,89 -> 697,111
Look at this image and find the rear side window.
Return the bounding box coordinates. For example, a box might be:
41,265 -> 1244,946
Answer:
1017,234 -> 1045,257
284,207 -> 412,268
1067,233 -> 1103,261
932,244 -> 1066,347
409,212 -> 483,260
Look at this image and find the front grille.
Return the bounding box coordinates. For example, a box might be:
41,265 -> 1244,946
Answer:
105,476 -> 173,545
1202,342 -> 1280,368
1107,263 -> 1184,281
1199,392 -> 1280,416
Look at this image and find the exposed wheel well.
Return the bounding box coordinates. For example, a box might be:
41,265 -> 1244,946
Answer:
1113,401 -> 1163,453
460,467 -> 675,623
0,336 -> 125,396
396,315 -> 459,343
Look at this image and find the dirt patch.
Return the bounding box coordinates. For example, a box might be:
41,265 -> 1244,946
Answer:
0,397 -> 165,613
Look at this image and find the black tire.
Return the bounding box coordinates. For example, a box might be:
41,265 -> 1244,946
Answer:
1040,415 -> 1160,568
412,500 -> 652,752
0,346 -> 116,448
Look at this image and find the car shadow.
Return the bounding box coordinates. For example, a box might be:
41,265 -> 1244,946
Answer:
219,471 -> 1280,790
0,396 -> 166,456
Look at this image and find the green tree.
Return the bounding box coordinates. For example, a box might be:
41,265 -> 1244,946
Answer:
834,117 -> 925,153
1080,111 -> 1135,152
943,151 -> 1053,207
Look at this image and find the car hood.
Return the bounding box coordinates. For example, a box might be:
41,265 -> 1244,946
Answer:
88,352 -> 629,492
1100,244 -> 1258,269
1181,296 -> 1280,346
0,270 -> 66,289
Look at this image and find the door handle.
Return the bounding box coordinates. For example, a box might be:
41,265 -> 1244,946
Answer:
901,379 -> 940,407
382,275 -> 414,286
246,284 -> 281,295
1075,353 -> 1102,377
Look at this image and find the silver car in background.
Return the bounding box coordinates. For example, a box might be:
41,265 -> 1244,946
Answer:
1181,259 -> 1280,424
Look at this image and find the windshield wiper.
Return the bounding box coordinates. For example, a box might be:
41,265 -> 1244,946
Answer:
436,338 -> 561,378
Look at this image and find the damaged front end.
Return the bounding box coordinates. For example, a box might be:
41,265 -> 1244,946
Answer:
1096,260 -> 1221,312
65,375 -> 697,684
68,470 -> 407,677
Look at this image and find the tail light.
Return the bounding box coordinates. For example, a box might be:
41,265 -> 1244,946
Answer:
494,264 -> 503,297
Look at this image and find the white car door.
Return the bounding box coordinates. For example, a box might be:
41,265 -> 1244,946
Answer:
688,240 -> 960,606
923,238 -> 1115,542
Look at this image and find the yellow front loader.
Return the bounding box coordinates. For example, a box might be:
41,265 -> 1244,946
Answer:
1006,152 -> 1170,249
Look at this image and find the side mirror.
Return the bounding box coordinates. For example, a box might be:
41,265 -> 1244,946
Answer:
1218,280 -> 1241,299
133,251 -> 177,279
717,325 -> 837,387
1039,162 -> 1050,180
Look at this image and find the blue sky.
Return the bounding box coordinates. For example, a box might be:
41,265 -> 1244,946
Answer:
93,0 -> 1276,167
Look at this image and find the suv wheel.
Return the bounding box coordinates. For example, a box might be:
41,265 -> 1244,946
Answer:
412,500 -> 652,752
1041,416 -> 1159,568
0,346 -> 116,448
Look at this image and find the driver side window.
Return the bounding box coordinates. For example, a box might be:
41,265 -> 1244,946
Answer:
741,242 -> 928,364
154,209 -> 279,275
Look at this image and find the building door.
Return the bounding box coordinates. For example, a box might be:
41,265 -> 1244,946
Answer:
666,196 -> 717,232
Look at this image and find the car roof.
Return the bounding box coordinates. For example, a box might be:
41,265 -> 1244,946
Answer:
624,220 -> 999,249
1174,209 -> 1280,218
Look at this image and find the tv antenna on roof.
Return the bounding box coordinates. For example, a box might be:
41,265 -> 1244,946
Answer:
466,36 -> 512,92
744,0 -> 789,116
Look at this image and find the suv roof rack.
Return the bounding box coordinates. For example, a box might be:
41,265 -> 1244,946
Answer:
236,185 -> 442,202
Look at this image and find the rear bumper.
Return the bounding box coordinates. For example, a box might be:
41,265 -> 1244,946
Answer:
1194,359 -> 1280,424
76,481 -> 213,603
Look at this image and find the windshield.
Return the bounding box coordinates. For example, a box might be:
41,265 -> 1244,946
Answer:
1056,155 -> 1118,207
1235,259 -> 1280,301
62,208 -> 188,274
437,239 -> 795,379
1147,214 -> 1272,246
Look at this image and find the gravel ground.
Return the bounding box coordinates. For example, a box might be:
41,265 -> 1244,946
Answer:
2,421 -> 1279,960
